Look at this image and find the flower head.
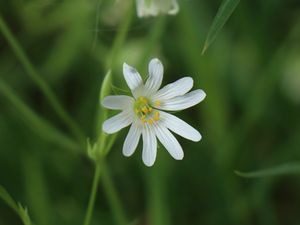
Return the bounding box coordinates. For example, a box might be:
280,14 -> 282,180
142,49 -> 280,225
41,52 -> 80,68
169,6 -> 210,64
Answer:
136,0 -> 179,18
102,58 -> 206,166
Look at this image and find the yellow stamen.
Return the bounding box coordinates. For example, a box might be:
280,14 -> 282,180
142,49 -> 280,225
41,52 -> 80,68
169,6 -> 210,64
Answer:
154,111 -> 160,121
147,119 -> 153,125
142,106 -> 149,114
154,100 -> 161,107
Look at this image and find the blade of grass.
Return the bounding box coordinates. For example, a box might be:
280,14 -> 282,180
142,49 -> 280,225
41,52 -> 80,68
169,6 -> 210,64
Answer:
202,0 -> 240,54
235,163 -> 300,178
0,78 -> 79,153
0,14 -> 85,144
0,185 -> 33,225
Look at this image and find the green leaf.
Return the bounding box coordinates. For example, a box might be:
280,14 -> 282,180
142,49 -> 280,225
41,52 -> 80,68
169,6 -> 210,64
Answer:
235,163 -> 300,178
0,185 -> 32,225
202,0 -> 240,54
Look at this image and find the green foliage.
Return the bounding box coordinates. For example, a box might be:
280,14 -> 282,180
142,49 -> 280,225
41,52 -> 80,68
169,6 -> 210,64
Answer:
1,0 -> 300,225
236,163 -> 300,178
202,0 -> 240,54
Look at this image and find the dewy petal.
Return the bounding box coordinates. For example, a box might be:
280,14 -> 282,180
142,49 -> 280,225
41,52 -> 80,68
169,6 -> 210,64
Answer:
158,89 -> 206,111
102,111 -> 133,134
123,121 -> 142,157
102,95 -> 134,110
145,58 -> 163,94
152,77 -> 193,101
160,111 -> 201,142
123,63 -> 143,93
154,124 -> 183,160
142,124 -> 157,167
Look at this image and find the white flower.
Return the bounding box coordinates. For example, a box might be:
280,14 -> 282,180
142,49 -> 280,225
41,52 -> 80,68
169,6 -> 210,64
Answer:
136,0 -> 179,18
102,58 -> 206,167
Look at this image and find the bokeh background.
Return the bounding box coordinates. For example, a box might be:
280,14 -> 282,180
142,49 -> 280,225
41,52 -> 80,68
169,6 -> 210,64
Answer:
1,0 -> 300,225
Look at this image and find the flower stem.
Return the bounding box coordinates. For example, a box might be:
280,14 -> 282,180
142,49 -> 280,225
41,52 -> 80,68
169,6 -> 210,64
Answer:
83,163 -> 102,225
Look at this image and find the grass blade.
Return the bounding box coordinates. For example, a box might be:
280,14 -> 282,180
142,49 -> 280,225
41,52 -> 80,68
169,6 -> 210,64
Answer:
0,78 -> 79,152
235,163 -> 300,178
202,0 -> 240,54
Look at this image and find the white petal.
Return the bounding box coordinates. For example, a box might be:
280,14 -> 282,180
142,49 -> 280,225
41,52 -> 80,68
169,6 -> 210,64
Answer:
145,58 -> 163,94
102,95 -> 134,110
136,0 -> 157,17
168,0 -> 179,15
123,122 -> 141,157
158,89 -> 206,111
142,125 -> 157,167
152,77 -> 193,101
154,124 -> 183,160
160,111 -> 201,142
123,63 -> 143,92
102,111 -> 133,134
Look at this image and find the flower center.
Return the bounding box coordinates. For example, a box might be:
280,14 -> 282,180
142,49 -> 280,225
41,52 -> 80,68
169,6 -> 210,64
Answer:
134,96 -> 160,124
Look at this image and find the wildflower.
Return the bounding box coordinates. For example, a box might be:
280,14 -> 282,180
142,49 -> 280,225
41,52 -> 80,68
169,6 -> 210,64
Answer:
136,0 -> 179,18
102,58 -> 206,166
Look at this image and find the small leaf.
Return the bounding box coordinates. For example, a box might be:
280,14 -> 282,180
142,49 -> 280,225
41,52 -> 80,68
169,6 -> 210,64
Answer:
235,163 -> 300,178
0,185 -> 32,225
87,138 -> 98,161
202,0 -> 240,54
90,70 -> 118,161
18,204 -> 32,225
100,70 -> 112,101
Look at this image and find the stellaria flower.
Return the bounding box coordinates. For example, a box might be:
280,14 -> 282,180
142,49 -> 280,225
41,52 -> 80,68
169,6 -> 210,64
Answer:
136,0 -> 179,18
102,58 -> 206,166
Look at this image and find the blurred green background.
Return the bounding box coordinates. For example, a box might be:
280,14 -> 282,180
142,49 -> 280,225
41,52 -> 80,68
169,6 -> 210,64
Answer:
1,0 -> 300,225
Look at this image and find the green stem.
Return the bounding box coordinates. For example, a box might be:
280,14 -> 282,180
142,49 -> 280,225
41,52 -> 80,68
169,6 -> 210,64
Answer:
0,15 -> 85,145
83,2 -> 134,225
83,163 -> 102,225
102,162 -> 127,225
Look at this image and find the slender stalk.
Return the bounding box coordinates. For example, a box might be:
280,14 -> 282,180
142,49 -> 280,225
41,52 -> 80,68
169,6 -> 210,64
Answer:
83,2 -> 134,225
0,15 -> 85,145
83,163 -> 102,225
